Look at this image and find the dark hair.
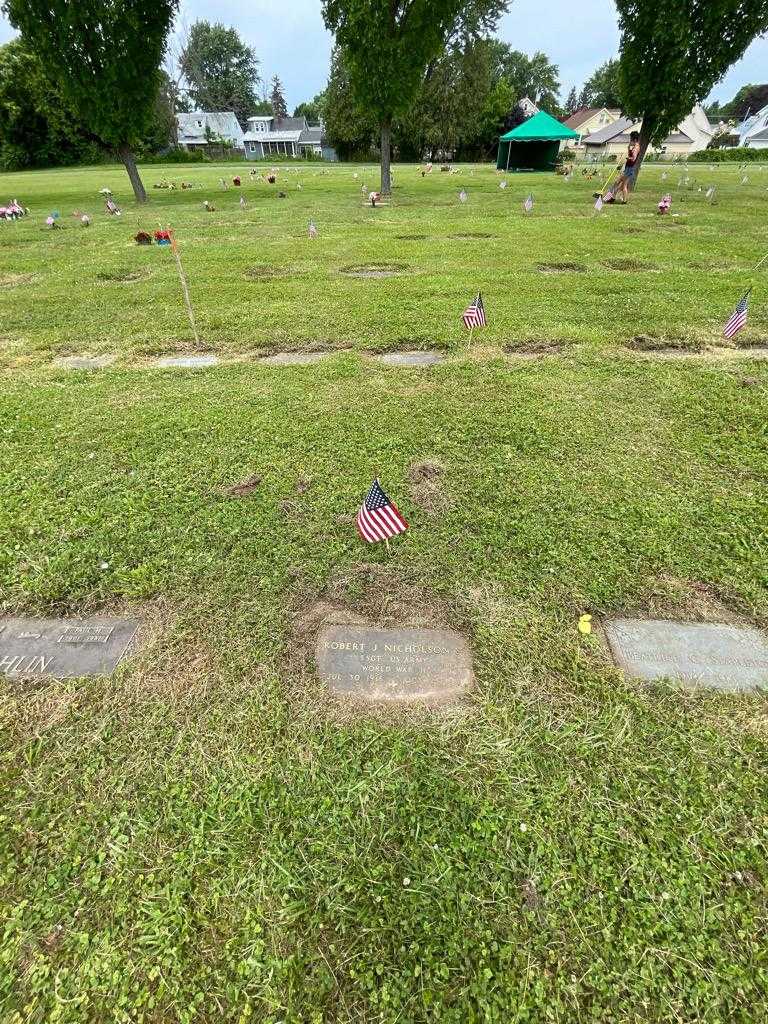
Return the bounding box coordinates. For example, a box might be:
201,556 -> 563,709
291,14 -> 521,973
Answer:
630,131 -> 640,141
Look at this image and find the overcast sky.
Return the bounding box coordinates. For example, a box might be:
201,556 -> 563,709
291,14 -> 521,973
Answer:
1,0 -> 767,112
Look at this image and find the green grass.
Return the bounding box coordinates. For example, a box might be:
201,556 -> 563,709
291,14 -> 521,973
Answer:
1,160 -> 767,1023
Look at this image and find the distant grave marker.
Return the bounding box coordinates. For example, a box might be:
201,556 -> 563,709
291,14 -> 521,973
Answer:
377,351 -> 444,367
316,625 -> 473,703
0,617 -> 139,679
258,351 -> 331,366
54,355 -> 117,370
604,618 -> 768,691
155,354 -> 219,369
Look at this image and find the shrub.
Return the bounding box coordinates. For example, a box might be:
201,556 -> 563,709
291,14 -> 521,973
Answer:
689,146 -> 767,162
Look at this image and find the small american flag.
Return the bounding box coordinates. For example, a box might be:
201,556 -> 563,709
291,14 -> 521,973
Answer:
356,479 -> 408,544
239,195 -> 247,209
462,292 -> 487,330
523,193 -> 534,213
706,186 -> 715,200
594,195 -> 604,213
723,289 -> 750,339
308,219 -> 317,239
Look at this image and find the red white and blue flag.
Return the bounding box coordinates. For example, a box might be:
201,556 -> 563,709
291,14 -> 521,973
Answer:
723,289 -> 750,339
462,292 -> 487,330
356,479 -> 409,543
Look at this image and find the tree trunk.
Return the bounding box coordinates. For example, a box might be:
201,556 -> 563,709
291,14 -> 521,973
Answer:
630,117 -> 656,190
119,146 -> 147,203
380,119 -> 392,196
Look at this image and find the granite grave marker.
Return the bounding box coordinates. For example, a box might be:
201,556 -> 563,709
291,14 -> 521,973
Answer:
0,618 -> 139,679
604,618 -> 768,691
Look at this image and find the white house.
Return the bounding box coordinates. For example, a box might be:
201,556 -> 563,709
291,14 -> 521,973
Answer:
738,103 -> 768,149
584,104 -> 713,158
518,96 -> 540,118
241,115 -> 336,160
176,111 -> 244,151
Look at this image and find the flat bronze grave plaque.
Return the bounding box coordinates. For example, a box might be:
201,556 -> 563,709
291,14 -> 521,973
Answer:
316,625 -> 473,703
0,618 -> 139,679
604,618 -> 768,691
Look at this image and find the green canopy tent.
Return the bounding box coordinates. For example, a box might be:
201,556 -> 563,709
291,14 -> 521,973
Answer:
497,110 -> 579,171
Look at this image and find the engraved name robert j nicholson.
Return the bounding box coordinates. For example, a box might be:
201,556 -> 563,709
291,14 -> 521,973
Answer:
321,640 -> 450,655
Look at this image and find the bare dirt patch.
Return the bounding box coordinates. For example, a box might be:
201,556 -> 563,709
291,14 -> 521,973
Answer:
450,232 -> 494,240
626,334 -> 705,354
285,565 -> 460,716
225,473 -> 262,498
407,460 -> 449,516
396,233 -> 428,241
602,257 -> 657,272
0,272 -> 35,287
537,261 -> 587,274
504,339 -> 569,356
340,262 -> 410,278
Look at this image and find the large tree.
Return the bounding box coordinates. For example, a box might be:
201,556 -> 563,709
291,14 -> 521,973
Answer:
3,0 -> 177,201
564,86 -> 578,115
397,36 -> 508,160
0,39 -> 103,171
270,75 -> 288,120
616,0 -> 768,182
727,81 -> 768,118
321,0 -> 509,194
180,20 -> 260,127
579,58 -> 622,109
487,42 -> 561,113
322,46 -> 378,159
294,92 -> 327,123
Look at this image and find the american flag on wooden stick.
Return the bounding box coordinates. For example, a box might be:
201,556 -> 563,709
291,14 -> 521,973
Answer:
356,479 -> 409,544
523,193 -> 534,213
723,289 -> 750,339
462,292 -> 487,330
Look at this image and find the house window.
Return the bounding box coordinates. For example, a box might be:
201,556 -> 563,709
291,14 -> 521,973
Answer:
196,120 -> 203,128
248,142 -> 257,153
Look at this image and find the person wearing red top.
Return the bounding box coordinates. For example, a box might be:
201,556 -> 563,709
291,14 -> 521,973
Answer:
612,130 -> 641,204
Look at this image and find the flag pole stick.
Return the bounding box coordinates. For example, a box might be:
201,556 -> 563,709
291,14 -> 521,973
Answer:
752,251 -> 768,273
168,227 -> 200,345
385,538 -> 391,556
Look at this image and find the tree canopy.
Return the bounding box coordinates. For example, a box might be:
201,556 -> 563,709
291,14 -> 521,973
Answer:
3,0 -> 178,200
578,58 -> 622,109
0,39 -> 103,171
180,20 -> 260,128
321,0 -> 509,193
294,92 -> 327,123
270,75 -> 288,120
617,0 -> 768,152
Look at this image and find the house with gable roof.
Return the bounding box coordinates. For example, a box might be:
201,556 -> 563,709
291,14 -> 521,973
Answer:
562,107 -> 622,148
739,103 -> 768,149
176,111 -> 245,151
242,115 -> 337,160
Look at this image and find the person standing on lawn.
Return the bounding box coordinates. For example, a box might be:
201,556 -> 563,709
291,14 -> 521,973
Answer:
609,131 -> 641,204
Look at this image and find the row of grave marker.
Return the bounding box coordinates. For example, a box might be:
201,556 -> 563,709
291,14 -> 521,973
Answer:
2,617 -> 766,700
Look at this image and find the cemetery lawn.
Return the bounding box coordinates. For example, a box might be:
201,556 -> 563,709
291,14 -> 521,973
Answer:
1,160 -> 768,1023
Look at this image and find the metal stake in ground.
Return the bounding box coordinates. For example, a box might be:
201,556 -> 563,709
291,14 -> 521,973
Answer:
168,227 -> 200,345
